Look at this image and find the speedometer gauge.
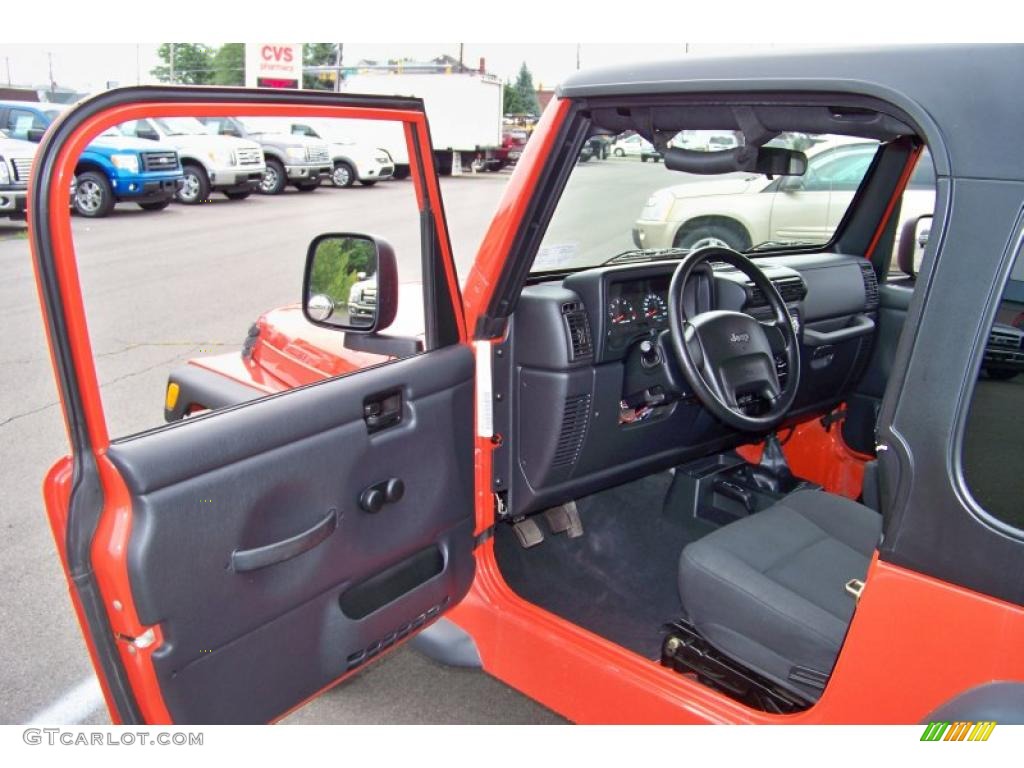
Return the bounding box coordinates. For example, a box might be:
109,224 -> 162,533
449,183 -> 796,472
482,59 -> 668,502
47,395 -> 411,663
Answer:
608,297 -> 637,326
641,294 -> 668,323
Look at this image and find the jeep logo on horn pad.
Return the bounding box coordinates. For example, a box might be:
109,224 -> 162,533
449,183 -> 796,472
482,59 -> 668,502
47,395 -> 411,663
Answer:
730,332 -> 751,344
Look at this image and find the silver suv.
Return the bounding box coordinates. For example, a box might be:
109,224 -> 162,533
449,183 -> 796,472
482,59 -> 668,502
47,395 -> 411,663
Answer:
201,117 -> 332,195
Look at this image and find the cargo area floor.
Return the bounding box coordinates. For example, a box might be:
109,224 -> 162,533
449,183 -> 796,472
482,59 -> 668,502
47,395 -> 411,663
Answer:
494,471 -> 715,660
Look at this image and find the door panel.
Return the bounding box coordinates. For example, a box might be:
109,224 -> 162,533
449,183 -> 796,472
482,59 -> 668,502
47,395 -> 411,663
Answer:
107,344 -> 475,723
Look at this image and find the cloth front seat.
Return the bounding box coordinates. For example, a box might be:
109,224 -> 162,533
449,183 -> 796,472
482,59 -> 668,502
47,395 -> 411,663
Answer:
677,489 -> 882,700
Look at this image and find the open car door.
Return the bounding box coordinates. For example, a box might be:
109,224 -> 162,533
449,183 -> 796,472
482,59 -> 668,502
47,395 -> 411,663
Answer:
31,88 -> 475,724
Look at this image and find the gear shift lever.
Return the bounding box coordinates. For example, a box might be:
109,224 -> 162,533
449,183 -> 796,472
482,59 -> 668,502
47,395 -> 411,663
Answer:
741,432 -> 797,495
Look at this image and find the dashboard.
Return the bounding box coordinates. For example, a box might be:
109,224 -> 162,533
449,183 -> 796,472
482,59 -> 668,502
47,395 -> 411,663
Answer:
497,253 -> 881,519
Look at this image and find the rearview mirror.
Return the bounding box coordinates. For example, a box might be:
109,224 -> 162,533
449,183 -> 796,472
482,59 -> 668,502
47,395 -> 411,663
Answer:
754,147 -> 808,177
26,128 -> 46,143
303,233 -> 398,333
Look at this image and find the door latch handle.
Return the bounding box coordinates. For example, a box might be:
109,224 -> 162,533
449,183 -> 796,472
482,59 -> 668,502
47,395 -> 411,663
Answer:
363,390 -> 402,433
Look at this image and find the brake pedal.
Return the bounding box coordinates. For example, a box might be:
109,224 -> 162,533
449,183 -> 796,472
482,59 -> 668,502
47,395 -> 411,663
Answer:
512,517 -> 545,549
544,501 -> 584,538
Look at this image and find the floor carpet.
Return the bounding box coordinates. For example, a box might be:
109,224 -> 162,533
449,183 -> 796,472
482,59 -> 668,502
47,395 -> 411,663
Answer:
494,471 -> 715,659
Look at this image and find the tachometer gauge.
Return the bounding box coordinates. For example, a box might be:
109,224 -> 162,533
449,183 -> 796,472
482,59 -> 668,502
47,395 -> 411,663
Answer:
641,294 -> 668,324
608,297 -> 637,326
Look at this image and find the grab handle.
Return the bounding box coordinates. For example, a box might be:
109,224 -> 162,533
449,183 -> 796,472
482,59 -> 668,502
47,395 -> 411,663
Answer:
231,509 -> 338,573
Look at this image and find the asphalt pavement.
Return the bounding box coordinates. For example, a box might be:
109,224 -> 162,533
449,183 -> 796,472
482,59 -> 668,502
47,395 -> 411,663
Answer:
0,156 -> 672,724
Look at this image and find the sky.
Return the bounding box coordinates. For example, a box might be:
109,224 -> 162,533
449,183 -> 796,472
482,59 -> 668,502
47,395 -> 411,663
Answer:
0,43 -> 798,95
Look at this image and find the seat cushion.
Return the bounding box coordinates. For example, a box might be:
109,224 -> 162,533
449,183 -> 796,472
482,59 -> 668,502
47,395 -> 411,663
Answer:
677,489 -> 882,700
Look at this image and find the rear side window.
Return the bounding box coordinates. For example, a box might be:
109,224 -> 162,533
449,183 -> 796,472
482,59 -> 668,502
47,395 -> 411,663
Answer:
961,248 -> 1024,531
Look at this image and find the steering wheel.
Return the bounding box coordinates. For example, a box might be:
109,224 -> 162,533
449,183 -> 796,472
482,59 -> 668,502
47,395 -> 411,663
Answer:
666,246 -> 801,432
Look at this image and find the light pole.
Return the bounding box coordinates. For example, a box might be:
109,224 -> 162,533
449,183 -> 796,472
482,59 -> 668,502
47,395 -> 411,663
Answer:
169,43 -> 176,84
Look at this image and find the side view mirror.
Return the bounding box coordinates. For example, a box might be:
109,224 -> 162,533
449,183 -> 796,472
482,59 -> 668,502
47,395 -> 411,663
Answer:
896,214 -> 932,277
137,127 -> 160,141
26,128 -> 46,143
303,233 -> 398,334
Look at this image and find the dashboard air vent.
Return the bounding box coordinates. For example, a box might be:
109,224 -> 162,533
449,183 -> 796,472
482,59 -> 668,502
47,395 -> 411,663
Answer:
562,302 -> 593,361
858,261 -> 880,311
746,276 -> 807,308
553,393 -> 592,468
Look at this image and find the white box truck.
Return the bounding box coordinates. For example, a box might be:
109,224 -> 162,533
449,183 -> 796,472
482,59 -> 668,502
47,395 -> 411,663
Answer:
341,70 -> 504,176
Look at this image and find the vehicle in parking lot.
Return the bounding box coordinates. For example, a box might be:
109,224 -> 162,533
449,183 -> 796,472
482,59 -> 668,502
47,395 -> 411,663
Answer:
285,119 -> 394,188
610,133 -> 656,158
29,46 -> 1024,727
0,128 -> 36,220
117,116 -> 266,204
633,137 -> 936,259
201,117 -> 331,194
492,128 -> 530,170
1,100 -> 184,217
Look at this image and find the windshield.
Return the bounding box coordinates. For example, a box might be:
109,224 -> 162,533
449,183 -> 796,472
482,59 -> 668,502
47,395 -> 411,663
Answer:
532,132 -> 878,273
153,117 -> 210,136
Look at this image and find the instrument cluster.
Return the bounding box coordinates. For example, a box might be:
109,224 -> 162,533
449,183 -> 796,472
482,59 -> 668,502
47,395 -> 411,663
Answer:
606,276 -> 672,348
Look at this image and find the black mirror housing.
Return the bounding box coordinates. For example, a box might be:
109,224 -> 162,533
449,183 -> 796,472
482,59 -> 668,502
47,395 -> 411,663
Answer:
302,233 -> 399,334
26,128 -> 46,143
754,147 -> 807,177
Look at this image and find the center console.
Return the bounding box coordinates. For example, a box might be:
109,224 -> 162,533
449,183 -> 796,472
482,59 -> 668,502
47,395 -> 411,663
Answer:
664,450 -> 821,527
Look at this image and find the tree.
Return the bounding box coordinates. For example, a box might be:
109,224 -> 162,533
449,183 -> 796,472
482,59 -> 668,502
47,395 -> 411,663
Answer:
211,43 -> 244,86
503,63 -> 541,115
509,62 -> 540,116
151,44 -> 214,85
303,43 -> 338,91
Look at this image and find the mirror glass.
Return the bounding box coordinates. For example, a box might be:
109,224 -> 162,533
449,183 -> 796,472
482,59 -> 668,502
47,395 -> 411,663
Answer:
306,235 -> 379,329
913,216 -> 931,273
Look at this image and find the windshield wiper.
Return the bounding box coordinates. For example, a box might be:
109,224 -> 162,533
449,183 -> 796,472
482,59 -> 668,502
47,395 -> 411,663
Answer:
747,240 -> 819,252
602,248 -> 690,266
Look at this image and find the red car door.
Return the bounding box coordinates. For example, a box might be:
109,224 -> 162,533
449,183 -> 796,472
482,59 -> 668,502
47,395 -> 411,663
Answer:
31,87 -> 475,724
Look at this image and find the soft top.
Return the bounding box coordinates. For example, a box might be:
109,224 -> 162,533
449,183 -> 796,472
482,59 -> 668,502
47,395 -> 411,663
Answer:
558,44 -> 1024,182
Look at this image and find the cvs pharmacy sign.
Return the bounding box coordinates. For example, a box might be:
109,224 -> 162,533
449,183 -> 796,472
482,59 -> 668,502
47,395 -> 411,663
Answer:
245,43 -> 303,89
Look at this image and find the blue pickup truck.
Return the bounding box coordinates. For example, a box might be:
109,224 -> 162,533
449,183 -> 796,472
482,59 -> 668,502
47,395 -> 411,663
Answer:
0,100 -> 184,218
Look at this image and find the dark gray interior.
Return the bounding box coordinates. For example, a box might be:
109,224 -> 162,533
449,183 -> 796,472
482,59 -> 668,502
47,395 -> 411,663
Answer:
492,252 -> 879,521
107,345 -> 476,724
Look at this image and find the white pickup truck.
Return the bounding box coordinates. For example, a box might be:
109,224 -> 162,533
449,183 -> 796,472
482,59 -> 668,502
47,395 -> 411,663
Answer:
118,117 -> 266,203
0,128 -> 36,220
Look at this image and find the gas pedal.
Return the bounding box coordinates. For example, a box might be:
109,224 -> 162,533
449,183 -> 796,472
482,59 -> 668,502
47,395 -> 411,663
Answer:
544,501 -> 584,538
512,517 -> 545,549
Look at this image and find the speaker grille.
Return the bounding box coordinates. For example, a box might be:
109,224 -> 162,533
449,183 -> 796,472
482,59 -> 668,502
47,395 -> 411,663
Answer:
553,393 -> 591,468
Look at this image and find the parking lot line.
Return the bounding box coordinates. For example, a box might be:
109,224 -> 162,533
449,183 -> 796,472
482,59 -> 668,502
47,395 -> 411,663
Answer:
27,676 -> 103,725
